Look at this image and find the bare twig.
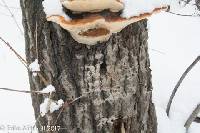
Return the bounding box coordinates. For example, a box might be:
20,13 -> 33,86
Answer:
184,104 -> 200,130
37,73 -> 49,86
166,56 -> 200,116
0,36 -> 49,85
0,87 -> 49,94
53,95 -> 84,126
0,3 -> 20,9
166,11 -> 199,17
1,0 -> 23,35
0,11 -> 11,16
150,48 -> 165,55
53,90 -> 103,126
35,21 -> 39,59
0,36 -> 27,66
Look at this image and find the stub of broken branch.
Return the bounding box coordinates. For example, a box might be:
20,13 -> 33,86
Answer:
47,7 -> 167,45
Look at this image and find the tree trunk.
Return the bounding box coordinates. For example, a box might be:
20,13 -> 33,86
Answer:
20,0 -> 157,133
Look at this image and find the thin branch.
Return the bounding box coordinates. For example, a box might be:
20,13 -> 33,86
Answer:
150,48 -> 165,55
53,95 -> 84,126
37,73 -> 49,86
0,11 -> 11,16
184,104 -> 200,130
0,36 -> 27,66
0,87 -> 48,94
0,3 -> 20,9
0,36 -> 49,85
53,90 -> 105,126
166,56 -> 200,116
1,0 -> 23,35
166,11 -> 199,17
35,21 -> 39,60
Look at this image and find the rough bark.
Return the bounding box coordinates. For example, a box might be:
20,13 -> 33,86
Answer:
20,0 -> 157,133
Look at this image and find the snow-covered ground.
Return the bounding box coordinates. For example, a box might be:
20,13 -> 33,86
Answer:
149,11 -> 200,133
0,0 -> 200,133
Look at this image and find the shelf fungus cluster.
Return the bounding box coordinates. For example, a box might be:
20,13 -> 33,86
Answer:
43,0 -> 169,45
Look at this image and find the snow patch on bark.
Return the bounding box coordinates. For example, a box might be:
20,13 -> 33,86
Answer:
29,59 -> 40,76
40,84 -> 56,94
40,98 -> 64,117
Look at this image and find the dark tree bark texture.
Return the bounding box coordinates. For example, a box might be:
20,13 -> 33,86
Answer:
20,0 -> 157,133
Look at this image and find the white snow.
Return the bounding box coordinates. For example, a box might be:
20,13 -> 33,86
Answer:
39,84 -> 56,94
40,98 -> 64,117
29,59 -> 40,76
189,123 -> 200,133
42,0 -> 170,19
156,107 -> 172,133
29,59 -> 40,72
40,98 -> 49,117
49,99 -> 64,113
42,0 -> 70,19
149,9 -> 200,133
121,0 -> 170,18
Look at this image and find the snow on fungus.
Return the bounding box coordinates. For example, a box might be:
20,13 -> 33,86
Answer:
42,0 -> 70,19
60,0 -> 124,13
43,0 -> 169,45
121,0 -> 170,18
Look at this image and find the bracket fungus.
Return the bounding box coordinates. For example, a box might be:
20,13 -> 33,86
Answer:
43,0 -> 169,45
